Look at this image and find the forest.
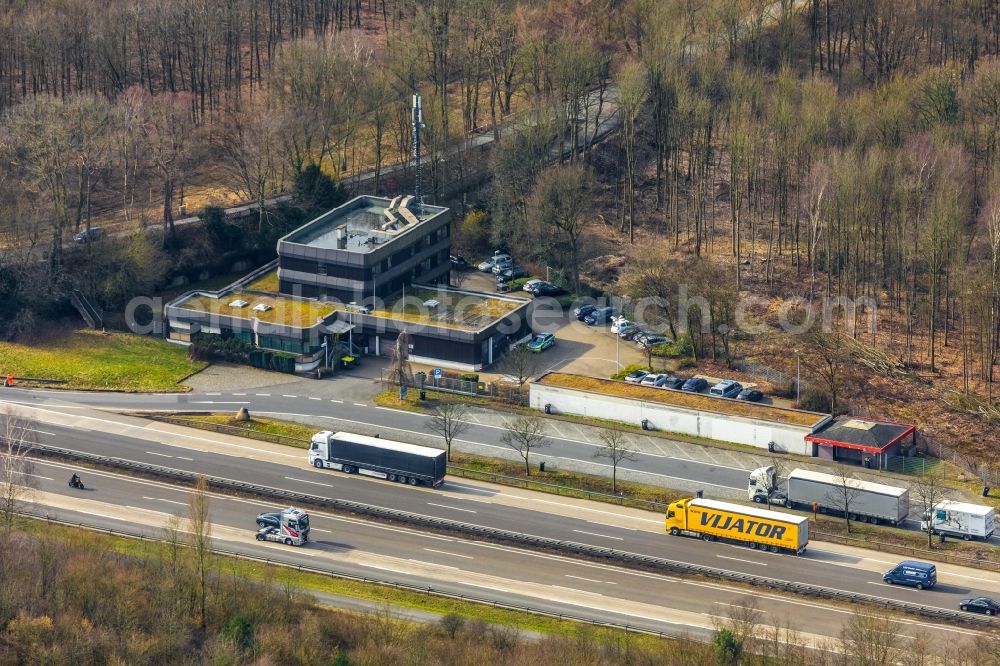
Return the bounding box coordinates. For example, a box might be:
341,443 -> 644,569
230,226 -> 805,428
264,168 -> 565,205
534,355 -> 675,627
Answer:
3,1 -> 1000,463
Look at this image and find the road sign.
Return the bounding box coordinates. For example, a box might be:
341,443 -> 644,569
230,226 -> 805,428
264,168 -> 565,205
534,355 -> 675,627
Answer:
400,386 -> 408,399
433,368 -> 442,379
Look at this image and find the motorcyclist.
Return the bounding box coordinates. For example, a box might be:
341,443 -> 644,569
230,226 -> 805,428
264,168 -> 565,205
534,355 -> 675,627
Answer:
69,473 -> 81,488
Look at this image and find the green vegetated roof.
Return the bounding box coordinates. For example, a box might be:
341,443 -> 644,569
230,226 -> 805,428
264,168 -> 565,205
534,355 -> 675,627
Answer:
178,290 -> 336,328
369,288 -> 526,332
537,373 -> 828,427
245,269 -> 279,293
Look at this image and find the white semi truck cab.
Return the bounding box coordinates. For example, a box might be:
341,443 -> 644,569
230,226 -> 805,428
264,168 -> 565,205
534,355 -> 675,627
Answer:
255,506 -> 310,546
748,466 -> 778,503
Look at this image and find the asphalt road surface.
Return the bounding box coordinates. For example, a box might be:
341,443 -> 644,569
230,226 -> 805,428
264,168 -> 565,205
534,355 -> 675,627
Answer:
8,396 -> 1000,635
22,458 -> 990,648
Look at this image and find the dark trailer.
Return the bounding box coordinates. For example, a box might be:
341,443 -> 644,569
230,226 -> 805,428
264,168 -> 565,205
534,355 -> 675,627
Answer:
309,431 -> 447,487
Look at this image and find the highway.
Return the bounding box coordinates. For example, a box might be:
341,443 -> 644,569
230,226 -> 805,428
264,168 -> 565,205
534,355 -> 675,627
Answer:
4,387 -> 753,499
21,457 -> 989,647
7,396 -> 1000,637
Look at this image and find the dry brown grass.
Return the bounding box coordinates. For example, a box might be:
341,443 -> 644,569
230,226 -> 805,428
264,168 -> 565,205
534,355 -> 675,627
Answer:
245,269 -> 280,293
537,372 -> 827,427
178,290 -> 335,328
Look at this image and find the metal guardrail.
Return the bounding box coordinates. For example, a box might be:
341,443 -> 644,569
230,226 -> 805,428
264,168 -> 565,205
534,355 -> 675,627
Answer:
21,511 -> 683,641
155,415 -> 310,449
28,442 -> 994,628
814,530 -> 1000,572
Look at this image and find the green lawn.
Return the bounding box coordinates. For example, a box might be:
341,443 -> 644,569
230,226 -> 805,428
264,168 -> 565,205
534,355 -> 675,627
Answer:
0,329 -> 206,391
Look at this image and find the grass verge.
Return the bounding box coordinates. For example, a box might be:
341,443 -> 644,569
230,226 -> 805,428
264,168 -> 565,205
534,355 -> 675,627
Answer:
158,414 -> 314,447
18,515 -> 674,645
0,328 -> 205,391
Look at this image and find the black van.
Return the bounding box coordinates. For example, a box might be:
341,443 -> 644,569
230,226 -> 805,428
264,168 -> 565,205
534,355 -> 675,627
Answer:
883,560 -> 937,590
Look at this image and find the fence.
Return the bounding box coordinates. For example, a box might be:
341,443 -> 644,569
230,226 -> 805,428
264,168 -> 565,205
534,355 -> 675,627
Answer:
378,371 -> 528,405
814,530 -> 1000,572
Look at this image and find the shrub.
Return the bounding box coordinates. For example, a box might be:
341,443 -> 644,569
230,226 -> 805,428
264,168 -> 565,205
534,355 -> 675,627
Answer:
507,277 -> 537,291
439,613 -> 465,639
651,336 -> 692,359
188,333 -> 252,363
797,388 -> 831,413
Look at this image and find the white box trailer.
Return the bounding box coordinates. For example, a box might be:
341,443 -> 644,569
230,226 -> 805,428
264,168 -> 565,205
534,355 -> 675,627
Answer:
921,501 -> 995,541
786,468 -> 909,526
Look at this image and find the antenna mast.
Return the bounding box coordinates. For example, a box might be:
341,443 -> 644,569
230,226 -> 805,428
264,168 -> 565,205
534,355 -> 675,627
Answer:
412,94 -> 425,215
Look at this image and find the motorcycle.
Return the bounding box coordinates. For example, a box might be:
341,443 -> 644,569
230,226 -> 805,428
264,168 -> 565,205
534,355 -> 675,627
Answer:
68,477 -> 85,490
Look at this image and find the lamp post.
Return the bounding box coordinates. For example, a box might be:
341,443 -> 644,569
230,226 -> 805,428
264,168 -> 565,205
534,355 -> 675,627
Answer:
348,301 -> 356,356
321,339 -> 329,369
795,351 -> 801,404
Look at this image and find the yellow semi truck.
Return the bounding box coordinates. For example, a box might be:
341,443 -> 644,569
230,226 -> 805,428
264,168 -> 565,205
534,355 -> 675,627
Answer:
665,497 -> 809,554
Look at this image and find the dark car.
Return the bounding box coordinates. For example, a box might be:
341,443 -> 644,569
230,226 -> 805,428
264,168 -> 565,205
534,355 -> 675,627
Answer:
681,377 -> 708,393
960,597 -> 1000,616
637,334 -> 670,348
574,304 -> 598,320
737,388 -> 764,402
256,511 -> 280,529
73,227 -> 105,243
584,307 -> 616,326
533,281 -> 564,296
449,255 -> 470,270
495,266 -> 528,282
661,376 -> 686,390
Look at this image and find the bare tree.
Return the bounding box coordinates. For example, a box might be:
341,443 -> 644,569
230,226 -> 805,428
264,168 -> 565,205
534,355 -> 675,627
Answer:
500,415 -> 549,476
187,474 -> 212,631
495,341 -> 539,388
0,411 -> 38,534
593,429 -> 638,495
386,331 -> 415,396
840,611 -> 901,666
910,470 -> 949,549
427,402 -> 470,462
761,458 -> 788,510
826,468 -> 862,533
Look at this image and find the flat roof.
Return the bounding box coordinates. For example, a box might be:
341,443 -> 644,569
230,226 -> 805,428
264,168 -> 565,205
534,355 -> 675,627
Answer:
692,498 -> 808,525
368,286 -> 528,332
788,468 -> 907,497
934,500 -> 994,516
535,373 -> 828,427
805,417 -> 914,453
281,195 -> 448,254
328,431 -> 444,459
174,290 -> 336,328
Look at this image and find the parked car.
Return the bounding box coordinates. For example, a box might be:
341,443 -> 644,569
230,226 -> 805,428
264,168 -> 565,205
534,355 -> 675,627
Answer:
640,373 -> 668,388
522,279 -> 545,293
492,257 -> 514,274
617,323 -> 640,339
73,227 -> 104,243
681,377 -> 709,393
527,333 -> 555,353
623,369 -> 649,384
737,388 -> 764,402
710,379 -> 743,399
449,255 -> 470,270
637,334 -> 670,348
533,281 -> 564,296
883,561 -> 936,590
574,304 -> 598,320
584,307 -> 617,325
610,317 -> 632,334
478,253 -> 512,272
661,376 -> 686,390
495,266 -> 528,282
960,597 -> 1000,616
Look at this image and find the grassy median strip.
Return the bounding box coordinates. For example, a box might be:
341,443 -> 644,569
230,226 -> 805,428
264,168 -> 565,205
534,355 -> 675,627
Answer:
0,328 -> 205,391
17,515 -> 673,647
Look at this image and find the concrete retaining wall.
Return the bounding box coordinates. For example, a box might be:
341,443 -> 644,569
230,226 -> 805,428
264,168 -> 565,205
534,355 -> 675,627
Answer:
529,383 -> 828,456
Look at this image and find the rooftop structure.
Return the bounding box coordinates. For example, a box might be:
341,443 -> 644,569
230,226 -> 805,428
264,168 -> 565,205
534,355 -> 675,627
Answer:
805,417 -> 916,468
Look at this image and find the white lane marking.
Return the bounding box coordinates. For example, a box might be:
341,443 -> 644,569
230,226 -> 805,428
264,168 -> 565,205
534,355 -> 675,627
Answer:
146,451 -> 172,458
424,548 -> 474,559
311,528 -> 332,533
443,483 -> 494,495
142,496 -> 186,506
572,529 -> 623,541
308,397 -> 321,401
565,574 -> 603,584
190,401 -> 250,405
353,403 -> 367,407
125,505 -> 173,517
465,582 -> 509,592
717,555 -> 768,566
76,509 -> 124,520
282,395 -> 298,399
206,392 -> 221,396
23,473 -> 54,481
549,584 -> 603,596
284,476 -> 333,488
330,399 -> 343,404
427,502 -> 477,514
176,456 -> 194,461
27,428 -> 57,436
715,601 -> 768,612
232,393 -> 246,396
359,563 -> 407,574
256,393 -> 271,397
408,558 -> 459,570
